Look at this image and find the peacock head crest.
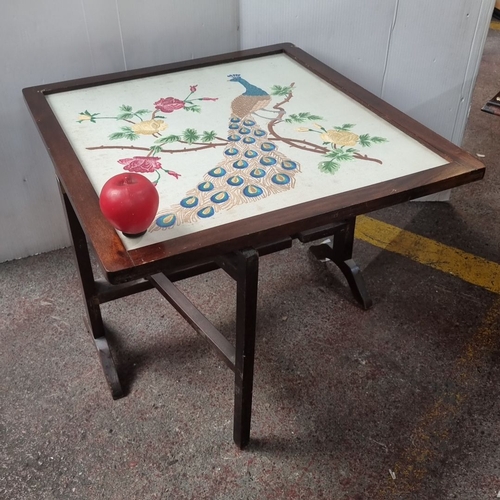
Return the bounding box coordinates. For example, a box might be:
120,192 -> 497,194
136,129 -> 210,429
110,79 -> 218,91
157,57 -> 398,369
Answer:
228,74 -> 242,82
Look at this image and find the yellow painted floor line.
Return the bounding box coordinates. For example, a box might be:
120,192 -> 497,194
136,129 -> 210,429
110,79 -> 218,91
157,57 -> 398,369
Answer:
353,216 -> 500,496
355,215 -> 500,294
491,20 -> 500,31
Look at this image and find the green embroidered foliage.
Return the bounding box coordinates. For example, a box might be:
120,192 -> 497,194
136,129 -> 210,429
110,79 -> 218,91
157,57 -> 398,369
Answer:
358,134 -> 388,147
285,112 -> 323,124
184,105 -> 201,113
154,130 -> 217,145
116,105 -> 151,121
334,123 -> 355,131
155,135 -> 181,145
116,112 -> 135,120
319,149 -> 355,173
109,127 -> 139,141
149,145 -> 163,155
358,134 -> 371,147
326,149 -> 355,163
318,159 -> 341,174
270,85 -> 293,96
201,130 -> 218,142
182,128 -> 200,144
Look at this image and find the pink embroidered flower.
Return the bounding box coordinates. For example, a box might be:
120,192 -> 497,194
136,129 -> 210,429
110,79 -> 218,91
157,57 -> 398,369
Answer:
190,85 -> 198,93
166,170 -> 181,179
118,156 -> 162,173
202,97 -> 218,101
154,97 -> 185,113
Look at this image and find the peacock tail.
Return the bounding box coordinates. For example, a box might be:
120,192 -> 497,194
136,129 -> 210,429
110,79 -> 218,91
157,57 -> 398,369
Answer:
153,78 -> 301,231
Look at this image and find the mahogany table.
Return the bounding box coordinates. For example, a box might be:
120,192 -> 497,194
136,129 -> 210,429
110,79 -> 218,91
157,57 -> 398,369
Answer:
23,43 -> 485,449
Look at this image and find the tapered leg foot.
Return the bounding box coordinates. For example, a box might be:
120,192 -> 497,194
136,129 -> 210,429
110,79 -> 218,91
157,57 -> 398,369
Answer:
82,316 -> 123,399
94,336 -> 123,400
310,239 -> 372,310
333,256 -> 373,310
308,217 -> 372,310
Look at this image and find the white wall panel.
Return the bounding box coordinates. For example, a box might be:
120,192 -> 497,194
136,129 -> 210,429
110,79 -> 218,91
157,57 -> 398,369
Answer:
0,0 -> 118,263
118,0 -> 239,69
78,0 -> 128,75
239,0 -> 398,96
239,0 -> 494,141
381,0 -> 494,144
0,0 -> 238,262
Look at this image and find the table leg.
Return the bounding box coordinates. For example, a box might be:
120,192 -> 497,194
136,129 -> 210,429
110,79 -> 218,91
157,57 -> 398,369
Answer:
309,218 -> 373,310
60,187 -> 123,399
233,249 -> 259,449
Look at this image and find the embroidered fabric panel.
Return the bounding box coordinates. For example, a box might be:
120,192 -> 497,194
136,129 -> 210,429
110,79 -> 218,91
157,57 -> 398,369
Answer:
47,54 -> 447,250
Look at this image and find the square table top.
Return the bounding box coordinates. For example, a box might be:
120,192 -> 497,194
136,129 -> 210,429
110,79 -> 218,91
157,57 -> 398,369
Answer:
24,43 -> 485,283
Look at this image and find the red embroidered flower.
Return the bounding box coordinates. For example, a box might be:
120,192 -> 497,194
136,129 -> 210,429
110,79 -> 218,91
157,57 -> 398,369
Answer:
190,85 -> 198,93
154,97 -> 185,113
118,156 -> 162,173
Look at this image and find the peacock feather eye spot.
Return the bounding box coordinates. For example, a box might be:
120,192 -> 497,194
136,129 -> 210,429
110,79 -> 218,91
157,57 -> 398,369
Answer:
233,160 -> 249,169
208,167 -> 227,177
230,117 -> 241,123
271,173 -> 291,185
244,150 -> 259,159
281,160 -> 298,170
242,185 -> 264,198
210,191 -> 230,204
224,147 -> 239,156
243,119 -> 255,126
227,175 -> 244,186
260,142 -> 276,151
198,181 -> 214,192
253,129 -> 266,137
197,206 -> 215,218
156,214 -> 176,228
243,137 -> 256,144
260,156 -> 277,166
227,134 -> 241,142
250,168 -> 266,178
239,127 -> 251,135
229,123 -> 239,130
180,196 -> 199,208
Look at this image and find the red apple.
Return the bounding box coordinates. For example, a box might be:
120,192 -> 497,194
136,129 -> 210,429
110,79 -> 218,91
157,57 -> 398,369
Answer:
99,173 -> 159,237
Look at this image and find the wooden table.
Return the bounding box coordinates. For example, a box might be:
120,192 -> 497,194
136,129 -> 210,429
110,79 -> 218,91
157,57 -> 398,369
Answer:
23,43 -> 485,449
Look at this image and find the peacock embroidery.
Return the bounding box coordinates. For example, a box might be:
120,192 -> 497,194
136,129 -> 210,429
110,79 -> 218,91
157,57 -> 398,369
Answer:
77,73 -> 389,234
154,75 -> 301,229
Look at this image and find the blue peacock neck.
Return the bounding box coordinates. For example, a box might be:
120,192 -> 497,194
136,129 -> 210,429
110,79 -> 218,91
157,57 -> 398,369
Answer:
235,77 -> 269,97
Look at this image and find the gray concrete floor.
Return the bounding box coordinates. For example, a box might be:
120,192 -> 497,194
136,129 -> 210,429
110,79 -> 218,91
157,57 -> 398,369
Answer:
2,30 -> 500,500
